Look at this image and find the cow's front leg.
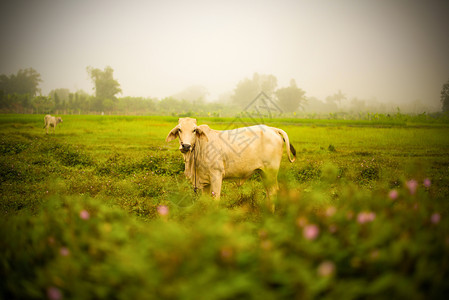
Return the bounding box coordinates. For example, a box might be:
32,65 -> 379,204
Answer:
209,171 -> 223,199
203,184 -> 211,195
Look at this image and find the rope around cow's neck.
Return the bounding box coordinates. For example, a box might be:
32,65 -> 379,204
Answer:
193,138 -> 200,194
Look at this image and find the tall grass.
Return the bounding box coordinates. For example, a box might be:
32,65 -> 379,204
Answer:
1,114 -> 449,298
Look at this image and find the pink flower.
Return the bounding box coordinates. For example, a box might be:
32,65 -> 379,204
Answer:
357,211 -> 376,224
157,205 -> 169,216
59,247 -> 70,256
317,260 -> 335,277
79,210 -> 90,220
406,179 -> 418,195
47,287 -> 62,300
423,178 -> 431,188
303,224 -> 320,240
431,213 -> 441,224
388,189 -> 398,200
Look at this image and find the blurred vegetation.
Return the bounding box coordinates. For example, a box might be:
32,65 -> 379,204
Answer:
1,68 -> 446,117
441,78 -> 449,112
1,114 -> 449,299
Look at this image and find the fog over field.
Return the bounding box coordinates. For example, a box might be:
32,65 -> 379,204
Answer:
1,0 -> 448,111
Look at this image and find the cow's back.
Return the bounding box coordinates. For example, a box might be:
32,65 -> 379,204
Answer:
212,125 -> 284,178
44,115 -> 52,125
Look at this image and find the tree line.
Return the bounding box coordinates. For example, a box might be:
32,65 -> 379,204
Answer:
1,67 -> 448,115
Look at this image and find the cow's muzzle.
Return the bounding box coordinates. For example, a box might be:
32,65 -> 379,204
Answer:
180,143 -> 191,153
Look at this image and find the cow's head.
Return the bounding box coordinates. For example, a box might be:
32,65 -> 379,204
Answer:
166,117 -> 208,153
57,117 -> 63,124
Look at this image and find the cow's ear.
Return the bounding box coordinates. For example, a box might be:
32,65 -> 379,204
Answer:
195,125 -> 209,142
166,126 -> 180,142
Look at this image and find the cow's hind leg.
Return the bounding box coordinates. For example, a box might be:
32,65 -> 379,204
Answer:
261,169 -> 279,212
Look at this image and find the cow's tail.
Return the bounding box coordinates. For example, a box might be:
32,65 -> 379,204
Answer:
272,127 -> 296,163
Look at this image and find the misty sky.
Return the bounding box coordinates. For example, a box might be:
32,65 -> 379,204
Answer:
1,0 -> 448,107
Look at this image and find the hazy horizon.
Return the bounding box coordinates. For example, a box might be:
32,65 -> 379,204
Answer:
1,0 -> 448,109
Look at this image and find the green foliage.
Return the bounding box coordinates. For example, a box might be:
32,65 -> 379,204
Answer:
96,152 -> 184,177
1,180 -> 448,299
232,73 -> 278,108
86,66 -> 122,111
1,114 -> 449,298
441,79 -> 449,112
0,68 -> 42,96
0,137 -> 29,154
276,79 -> 306,112
138,153 -> 184,176
0,159 -> 23,183
357,158 -> 381,184
52,144 -> 94,167
326,90 -> 346,106
293,161 -> 322,182
96,153 -> 137,176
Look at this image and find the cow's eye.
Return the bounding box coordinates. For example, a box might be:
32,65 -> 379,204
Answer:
193,129 -> 197,133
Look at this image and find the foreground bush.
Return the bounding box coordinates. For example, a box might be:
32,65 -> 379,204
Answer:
1,179 -> 448,299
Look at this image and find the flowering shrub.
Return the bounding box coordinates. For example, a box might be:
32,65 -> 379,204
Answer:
1,178 -> 448,299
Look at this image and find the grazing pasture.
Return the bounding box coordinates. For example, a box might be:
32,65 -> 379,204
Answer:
1,114 -> 449,299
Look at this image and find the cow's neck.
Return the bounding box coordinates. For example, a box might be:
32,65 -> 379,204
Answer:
184,151 -> 195,181
184,141 -> 205,189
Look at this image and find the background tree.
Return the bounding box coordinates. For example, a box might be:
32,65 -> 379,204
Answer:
86,66 -> 121,112
32,96 -> 53,114
49,88 -> 70,103
326,90 -> 346,107
49,88 -> 70,112
232,73 -> 278,107
441,79 -> 449,112
0,68 -> 42,96
73,90 -> 91,114
171,85 -> 209,102
275,79 -> 306,112
349,97 -> 366,112
257,73 -> 278,97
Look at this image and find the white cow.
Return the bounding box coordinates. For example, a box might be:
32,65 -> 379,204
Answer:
166,117 -> 296,209
43,114 -> 63,134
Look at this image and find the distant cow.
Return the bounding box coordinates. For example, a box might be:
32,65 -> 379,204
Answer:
166,117 -> 296,210
43,114 -> 63,134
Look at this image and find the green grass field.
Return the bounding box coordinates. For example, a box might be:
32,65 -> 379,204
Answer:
1,114 -> 449,299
